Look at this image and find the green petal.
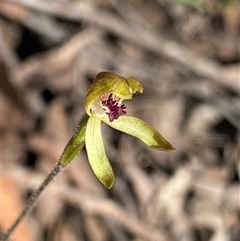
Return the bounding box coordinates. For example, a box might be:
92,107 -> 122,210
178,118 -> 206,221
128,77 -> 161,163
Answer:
102,116 -> 175,151
85,72 -> 132,116
127,76 -> 143,94
59,114 -> 89,166
85,115 -> 115,188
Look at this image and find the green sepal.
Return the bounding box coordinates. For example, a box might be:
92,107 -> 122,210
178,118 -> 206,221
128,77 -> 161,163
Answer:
84,72 -> 132,116
59,114 -> 89,166
85,115 -> 115,189
102,116 -> 175,151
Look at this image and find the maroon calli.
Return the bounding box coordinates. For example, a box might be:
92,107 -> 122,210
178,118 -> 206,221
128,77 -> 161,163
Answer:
101,93 -> 127,122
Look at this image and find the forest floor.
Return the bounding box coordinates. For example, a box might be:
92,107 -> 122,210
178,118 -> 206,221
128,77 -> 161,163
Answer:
1,1 -> 239,241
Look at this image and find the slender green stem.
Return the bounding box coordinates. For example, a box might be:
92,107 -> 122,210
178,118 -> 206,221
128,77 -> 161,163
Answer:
0,114 -> 88,240
0,163 -> 65,241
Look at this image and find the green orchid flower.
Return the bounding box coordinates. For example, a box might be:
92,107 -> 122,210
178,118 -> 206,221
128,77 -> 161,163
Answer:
59,72 -> 175,189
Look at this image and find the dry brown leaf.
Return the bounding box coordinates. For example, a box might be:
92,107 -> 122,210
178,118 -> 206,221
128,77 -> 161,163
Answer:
0,174 -> 34,241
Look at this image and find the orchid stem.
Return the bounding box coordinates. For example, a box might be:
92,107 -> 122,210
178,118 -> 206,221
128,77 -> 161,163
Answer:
1,114 -> 87,241
0,163 -> 65,241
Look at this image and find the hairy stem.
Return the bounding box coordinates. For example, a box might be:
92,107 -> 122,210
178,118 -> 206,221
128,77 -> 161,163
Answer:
0,163 -> 65,241
1,114 -> 87,240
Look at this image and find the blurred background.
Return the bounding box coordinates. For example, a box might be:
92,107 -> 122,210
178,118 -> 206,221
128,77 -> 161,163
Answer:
0,0 -> 239,241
